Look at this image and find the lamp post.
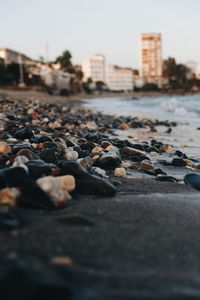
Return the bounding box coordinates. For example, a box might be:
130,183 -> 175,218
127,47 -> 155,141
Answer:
18,54 -> 26,87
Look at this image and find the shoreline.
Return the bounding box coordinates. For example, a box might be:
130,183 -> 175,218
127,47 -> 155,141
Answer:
1,90 -> 200,299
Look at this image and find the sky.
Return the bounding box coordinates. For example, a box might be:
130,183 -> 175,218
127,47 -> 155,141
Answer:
0,0 -> 200,68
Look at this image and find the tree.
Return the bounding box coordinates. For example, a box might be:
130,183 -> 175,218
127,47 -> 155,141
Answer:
55,50 -> 72,71
163,57 -> 189,89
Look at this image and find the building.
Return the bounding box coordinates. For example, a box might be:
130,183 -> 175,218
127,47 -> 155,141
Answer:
140,33 -> 162,82
0,48 -> 32,64
82,54 -> 105,82
106,65 -> 134,91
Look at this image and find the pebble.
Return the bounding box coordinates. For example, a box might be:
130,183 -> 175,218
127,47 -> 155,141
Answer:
37,175 -> 75,206
141,160 -> 154,169
119,123 -> 129,130
114,167 -> 126,177
184,173 -> 200,190
0,188 -> 20,206
161,144 -> 173,153
64,150 -> 79,160
123,146 -> 146,157
0,142 -> 11,154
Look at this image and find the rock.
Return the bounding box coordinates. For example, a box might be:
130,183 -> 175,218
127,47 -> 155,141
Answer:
48,122 -> 61,129
15,126 -> 33,140
120,162 -> 132,168
40,148 -> 58,163
101,141 -> 112,149
141,160 -> 154,169
0,167 -> 28,188
20,179 -> 55,209
119,123 -> 129,130
13,155 -> 29,167
105,145 -> 118,151
16,149 -> 39,160
114,167 -> 126,177
0,209 -> 21,230
0,142 -> 11,154
86,121 -> 98,130
171,158 -> 187,167
91,146 -> 103,154
146,146 -> 160,153
37,175 -> 75,206
91,167 -> 106,177
26,160 -> 53,179
123,146 -> 146,157
161,144 -> 173,153
38,135 -> 54,143
184,159 -> 195,168
64,150 -> 78,160
0,188 -> 20,206
184,173 -> 200,190
12,144 -> 32,154
58,160 -> 116,196
156,175 -> 178,183
97,151 -> 121,169
51,256 -> 73,266
80,156 -> 93,168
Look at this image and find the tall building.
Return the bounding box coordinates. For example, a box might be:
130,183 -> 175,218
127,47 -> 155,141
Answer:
82,54 -> 105,82
0,48 -> 32,64
106,65 -> 134,91
140,33 -> 162,80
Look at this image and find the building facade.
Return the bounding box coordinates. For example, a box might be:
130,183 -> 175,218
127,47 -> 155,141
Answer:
106,65 -> 134,91
82,54 -> 105,82
140,33 -> 162,81
0,48 -> 32,64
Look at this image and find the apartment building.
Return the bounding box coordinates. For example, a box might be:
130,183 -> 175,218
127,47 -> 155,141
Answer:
140,33 -> 162,80
106,65 -> 134,91
82,54 -> 105,82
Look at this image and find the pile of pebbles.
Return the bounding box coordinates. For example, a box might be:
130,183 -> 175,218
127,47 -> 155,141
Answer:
0,97 -> 200,214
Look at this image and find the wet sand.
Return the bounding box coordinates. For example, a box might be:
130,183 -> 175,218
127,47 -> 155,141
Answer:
1,90 -> 200,299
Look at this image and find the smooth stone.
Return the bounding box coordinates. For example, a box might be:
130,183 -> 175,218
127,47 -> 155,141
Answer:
0,142 -> 11,154
156,175 -> 178,183
26,160 -> 53,179
171,158 -> 187,167
123,146 -> 146,157
114,167 -> 126,177
97,151 -> 121,169
15,126 -> 34,140
40,148 -> 58,163
38,135 -> 54,143
58,160 -> 116,196
0,167 -> 28,188
146,146 -> 160,153
16,149 -> 39,160
0,187 -> 20,206
184,173 -> 200,190
12,144 -> 32,154
20,179 -> 55,209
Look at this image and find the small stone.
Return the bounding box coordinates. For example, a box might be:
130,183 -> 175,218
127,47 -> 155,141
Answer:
64,150 -> 79,160
91,167 -> 106,177
184,159 -> 194,167
141,160 -> 154,169
48,122 -> 61,129
86,121 -> 98,130
0,142 -> 11,154
120,162 -> 132,168
37,175 -> 75,206
92,154 -> 100,161
51,256 -> 73,266
13,155 -> 29,167
97,151 -> 121,169
15,126 -> 33,140
114,167 -> 126,177
105,145 -> 118,151
6,138 -> 17,143
101,141 -> 112,148
123,146 -> 146,157
184,173 -> 200,190
0,188 -> 20,206
161,144 -> 173,153
80,156 -> 93,168
92,146 -> 103,154
119,123 -> 129,130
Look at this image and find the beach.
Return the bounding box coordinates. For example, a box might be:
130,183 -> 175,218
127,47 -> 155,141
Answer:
0,89 -> 200,299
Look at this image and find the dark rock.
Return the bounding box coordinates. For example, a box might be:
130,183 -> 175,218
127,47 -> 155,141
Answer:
16,149 -> 39,160
0,167 -> 28,187
184,173 -> 200,190
38,135 -> 54,143
20,179 -> 55,209
171,158 -> 187,167
15,126 -> 34,140
146,146 -> 161,153
26,160 -> 53,180
40,148 -> 58,164
59,160 -> 116,196
156,175 -> 178,183
13,144 -> 32,154
97,151 -> 121,169
123,146 -> 146,157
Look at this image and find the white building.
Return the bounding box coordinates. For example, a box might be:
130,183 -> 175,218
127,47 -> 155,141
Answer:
0,48 -> 32,64
82,54 -> 105,82
140,33 -> 162,81
106,65 -> 134,91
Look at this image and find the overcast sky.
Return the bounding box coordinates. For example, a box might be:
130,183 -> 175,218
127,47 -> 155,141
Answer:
0,0 -> 200,68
